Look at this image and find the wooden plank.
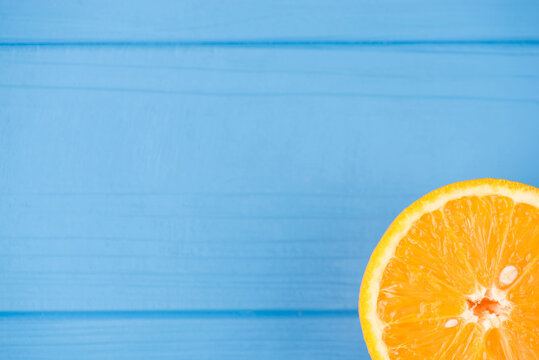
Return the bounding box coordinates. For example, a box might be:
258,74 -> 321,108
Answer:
0,313 -> 365,359
1,0 -> 539,43
0,46 -> 538,311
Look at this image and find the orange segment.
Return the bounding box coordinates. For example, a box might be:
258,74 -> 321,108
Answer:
504,318 -> 539,360
395,210 -> 477,295
497,202 -> 539,289
359,179 -> 539,360
382,319 -> 461,358
438,322 -> 483,360
484,328 -> 514,360
377,257 -> 464,324
377,210 -> 475,324
384,320 -> 482,360
507,259 -> 539,305
443,195 -> 514,288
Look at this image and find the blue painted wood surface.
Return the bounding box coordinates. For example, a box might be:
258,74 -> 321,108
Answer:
2,0 -> 539,43
1,2 -> 539,359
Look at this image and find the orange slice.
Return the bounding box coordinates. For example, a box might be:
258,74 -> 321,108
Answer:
359,179 -> 539,360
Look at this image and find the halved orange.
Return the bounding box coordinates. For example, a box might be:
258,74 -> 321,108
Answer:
359,179 -> 538,359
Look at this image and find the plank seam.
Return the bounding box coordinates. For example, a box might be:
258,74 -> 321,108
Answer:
1,39 -> 539,48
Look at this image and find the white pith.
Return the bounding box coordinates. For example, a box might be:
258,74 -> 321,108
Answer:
462,286 -> 513,331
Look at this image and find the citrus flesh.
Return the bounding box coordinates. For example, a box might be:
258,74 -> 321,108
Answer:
359,179 -> 538,360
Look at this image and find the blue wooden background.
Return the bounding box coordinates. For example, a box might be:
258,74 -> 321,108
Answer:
1,1 -> 539,359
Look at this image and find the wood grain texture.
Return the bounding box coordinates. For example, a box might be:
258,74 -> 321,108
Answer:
0,313 -> 364,359
2,3 -> 539,356
1,0 -> 539,43
1,46 -> 538,313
